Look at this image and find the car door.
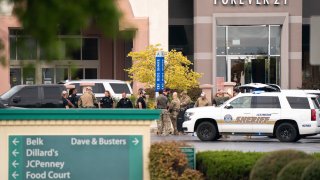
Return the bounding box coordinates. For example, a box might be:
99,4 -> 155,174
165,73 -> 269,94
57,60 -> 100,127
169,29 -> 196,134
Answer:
219,96 -> 253,133
9,86 -> 41,108
251,96 -> 281,134
41,86 -> 64,108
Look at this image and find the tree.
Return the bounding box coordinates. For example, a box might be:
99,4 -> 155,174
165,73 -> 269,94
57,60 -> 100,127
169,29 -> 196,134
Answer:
1,0 -> 131,63
125,44 -> 202,90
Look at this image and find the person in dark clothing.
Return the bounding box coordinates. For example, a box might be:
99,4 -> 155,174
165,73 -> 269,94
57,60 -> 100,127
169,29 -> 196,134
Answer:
62,90 -> 74,109
137,91 -> 146,109
68,88 -> 79,108
116,92 -> 133,108
100,90 -> 114,108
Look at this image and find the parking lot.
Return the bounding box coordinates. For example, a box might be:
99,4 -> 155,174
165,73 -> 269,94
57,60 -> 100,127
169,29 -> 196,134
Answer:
151,134 -> 320,153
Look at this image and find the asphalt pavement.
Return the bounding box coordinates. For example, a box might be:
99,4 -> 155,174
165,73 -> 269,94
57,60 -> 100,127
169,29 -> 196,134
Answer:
151,133 -> 320,153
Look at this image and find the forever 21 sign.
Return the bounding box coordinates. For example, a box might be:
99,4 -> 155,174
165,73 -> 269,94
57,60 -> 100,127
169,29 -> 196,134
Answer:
213,0 -> 288,5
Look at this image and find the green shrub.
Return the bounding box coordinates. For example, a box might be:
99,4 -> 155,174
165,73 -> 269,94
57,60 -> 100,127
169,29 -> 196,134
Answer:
197,151 -> 265,180
301,160 -> 320,180
250,150 -> 313,180
312,153 -> 320,159
178,169 -> 203,180
186,86 -> 202,102
149,141 -> 204,180
277,159 -> 315,180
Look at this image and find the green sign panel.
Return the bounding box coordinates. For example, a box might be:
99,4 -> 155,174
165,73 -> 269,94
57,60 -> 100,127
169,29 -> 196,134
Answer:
9,135 -> 143,180
180,147 -> 196,169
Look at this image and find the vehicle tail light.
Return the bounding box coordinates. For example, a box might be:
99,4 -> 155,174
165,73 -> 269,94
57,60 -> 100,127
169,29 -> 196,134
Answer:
311,109 -> 316,121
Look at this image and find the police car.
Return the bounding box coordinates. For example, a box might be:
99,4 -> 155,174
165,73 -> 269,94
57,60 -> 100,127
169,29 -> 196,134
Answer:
183,90 -> 320,142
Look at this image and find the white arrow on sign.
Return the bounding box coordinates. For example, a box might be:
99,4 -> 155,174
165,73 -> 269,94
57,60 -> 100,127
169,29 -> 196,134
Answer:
12,160 -> 19,168
12,138 -> 20,146
132,138 -> 139,146
12,149 -> 19,157
12,171 -> 19,179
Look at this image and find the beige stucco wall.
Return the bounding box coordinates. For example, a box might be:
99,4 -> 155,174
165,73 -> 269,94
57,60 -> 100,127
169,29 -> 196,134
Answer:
129,0 -> 168,51
194,0 -> 303,89
0,120 -> 153,180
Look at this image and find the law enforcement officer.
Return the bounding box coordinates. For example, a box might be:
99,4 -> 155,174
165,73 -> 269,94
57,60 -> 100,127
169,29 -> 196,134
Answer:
156,89 -> 172,135
68,88 -> 78,108
168,92 -> 180,135
116,92 -> 133,108
78,87 -> 97,108
195,92 -> 211,107
99,90 -> 114,108
177,90 -> 192,133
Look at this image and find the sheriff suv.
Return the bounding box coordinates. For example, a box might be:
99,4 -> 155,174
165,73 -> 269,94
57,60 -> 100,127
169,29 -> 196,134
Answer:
183,91 -> 320,142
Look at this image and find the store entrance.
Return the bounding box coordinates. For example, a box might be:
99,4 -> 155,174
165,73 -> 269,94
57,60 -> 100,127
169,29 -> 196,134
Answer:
227,56 -> 278,86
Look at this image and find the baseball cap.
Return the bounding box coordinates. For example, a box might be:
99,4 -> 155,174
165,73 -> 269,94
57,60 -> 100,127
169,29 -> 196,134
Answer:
62,90 -> 67,95
86,86 -> 92,90
201,92 -> 205,97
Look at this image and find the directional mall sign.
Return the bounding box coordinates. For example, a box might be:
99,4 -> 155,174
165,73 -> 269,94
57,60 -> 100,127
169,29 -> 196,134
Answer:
155,51 -> 165,92
9,135 -> 142,180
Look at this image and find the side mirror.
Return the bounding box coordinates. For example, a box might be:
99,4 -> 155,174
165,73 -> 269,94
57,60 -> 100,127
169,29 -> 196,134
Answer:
12,96 -> 21,103
224,104 -> 233,109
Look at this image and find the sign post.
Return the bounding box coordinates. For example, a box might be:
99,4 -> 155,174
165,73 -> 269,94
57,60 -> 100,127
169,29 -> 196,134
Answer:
155,51 -> 165,93
9,135 -> 143,180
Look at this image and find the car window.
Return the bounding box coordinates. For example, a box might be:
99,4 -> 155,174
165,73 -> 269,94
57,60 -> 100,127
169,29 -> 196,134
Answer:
252,96 -> 281,108
92,83 -> 105,94
16,87 -> 38,100
0,86 -> 23,100
311,98 -> 320,109
110,83 -> 131,94
44,87 -> 62,99
286,97 -> 310,109
229,96 -> 252,108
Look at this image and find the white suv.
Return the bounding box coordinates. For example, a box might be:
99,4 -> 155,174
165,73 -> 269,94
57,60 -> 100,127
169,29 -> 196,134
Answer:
183,91 -> 320,142
64,79 -> 133,100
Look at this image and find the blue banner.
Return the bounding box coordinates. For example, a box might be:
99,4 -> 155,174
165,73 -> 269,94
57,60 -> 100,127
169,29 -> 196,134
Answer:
155,51 -> 165,92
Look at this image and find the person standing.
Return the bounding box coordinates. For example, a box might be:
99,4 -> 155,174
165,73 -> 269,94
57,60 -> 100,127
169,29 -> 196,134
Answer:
195,92 -> 211,107
78,87 -> 97,108
116,92 -> 133,108
168,92 -> 180,135
177,90 -> 192,133
62,90 -> 74,109
136,91 -> 146,109
100,90 -> 114,108
68,88 -> 78,108
156,89 -> 171,136
212,89 -> 231,107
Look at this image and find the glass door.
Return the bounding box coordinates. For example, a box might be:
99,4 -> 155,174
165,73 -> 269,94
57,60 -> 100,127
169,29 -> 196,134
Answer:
227,56 -> 271,85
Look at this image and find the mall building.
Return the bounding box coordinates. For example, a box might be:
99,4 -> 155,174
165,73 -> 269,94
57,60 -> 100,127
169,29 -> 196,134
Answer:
0,0 -> 320,94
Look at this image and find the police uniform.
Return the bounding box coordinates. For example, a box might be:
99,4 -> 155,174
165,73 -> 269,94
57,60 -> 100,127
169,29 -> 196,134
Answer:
169,98 -> 180,135
100,96 -> 114,108
156,94 -> 172,135
116,98 -> 133,108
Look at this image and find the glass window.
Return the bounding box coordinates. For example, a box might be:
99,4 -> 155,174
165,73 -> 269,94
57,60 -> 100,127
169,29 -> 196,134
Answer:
269,57 -> 281,84
10,68 -> 21,87
71,68 -> 83,80
286,97 -> 310,109
312,98 -> 319,109
56,68 -> 68,83
110,83 -> 131,94
42,68 -> 54,84
228,26 -> 268,55
229,96 -> 252,108
23,67 -> 35,85
43,87 -> 62,99
216,57 -> 227,81
82,38 -> 98,60
85,68 -> 97,79
270,26 -> 281,55
17,37 -> 37,60
217,26 -> 226,55
60,38 -> 81,60
92,83 -> 105,94
10,37 -> 17,60
0,86 -> 23,99
17,87 -> 38,100
252,96 -> 281,108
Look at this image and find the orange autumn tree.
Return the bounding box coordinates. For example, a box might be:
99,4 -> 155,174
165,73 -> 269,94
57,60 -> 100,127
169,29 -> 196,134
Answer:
125,44 -> 202,90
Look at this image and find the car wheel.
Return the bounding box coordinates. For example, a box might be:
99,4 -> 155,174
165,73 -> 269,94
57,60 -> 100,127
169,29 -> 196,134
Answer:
276,123 -> 299,142
196,122 -> 218,141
